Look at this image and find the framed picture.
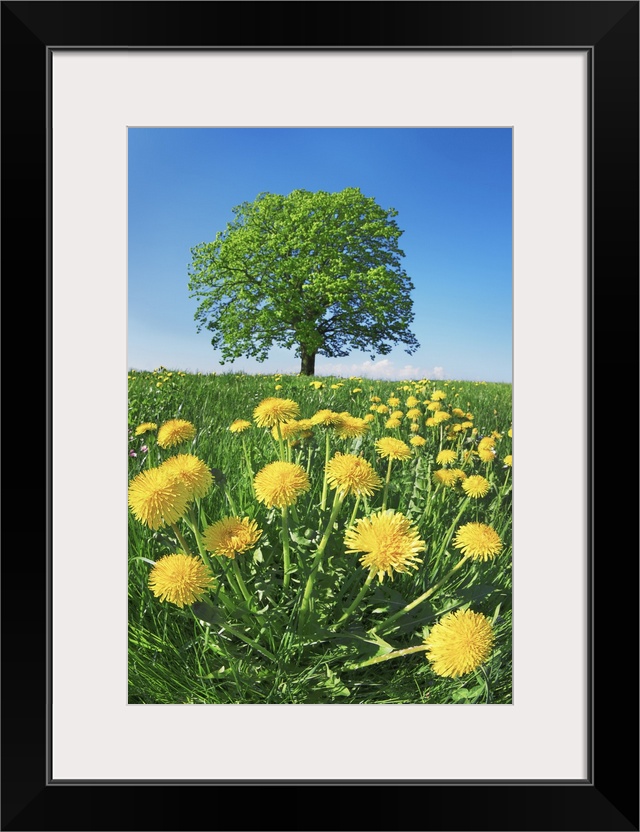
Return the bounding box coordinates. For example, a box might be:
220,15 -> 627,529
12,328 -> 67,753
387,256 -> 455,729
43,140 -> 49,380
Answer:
3,2 -> 637,830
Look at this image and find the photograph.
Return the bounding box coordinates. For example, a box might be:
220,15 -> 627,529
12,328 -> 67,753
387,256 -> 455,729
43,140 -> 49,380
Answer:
2,0 -> 637,828
127,127 -> 513,705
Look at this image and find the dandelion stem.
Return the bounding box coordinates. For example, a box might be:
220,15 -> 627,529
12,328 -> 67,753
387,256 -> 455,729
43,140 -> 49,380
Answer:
216,623 -> 276,662
372,554 -> 471,635
334,567 -> 376,627
320,432 -> 331,511
276,423 -> 286,462
381,457 -> 394,511
231,558 -> 252,605
241,436 -> 254,483
348,494 -> 361,528
171,522 -> 194,559
348,644 -> 428,670
298,490 -> 344,629
224,486 -> 239,517
185,509 -> 215,573
281,505 -> 292,589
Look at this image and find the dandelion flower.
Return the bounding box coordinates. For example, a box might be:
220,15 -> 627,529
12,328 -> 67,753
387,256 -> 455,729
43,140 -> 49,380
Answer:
406,408 -> 422,420
229,419 -> 251,434
128,467 -> 190,529
406,396 -> 419,408
387,396 -> 401,407
309,381 -> 324,390
325,453 -> 382,498
271,419 -> 302,441
425,417 -> 437,428
452,408 -> 466,418
148,553 -> 215,608
253,460 -> 310,508
334,415 -> 369,438
432,469 -> 460,488
363,413 -> 375,423
385,416 -> 402,429
370,395 -> 382,403
453,522 -> 503,561
310,409 -> 343,427
478,447 -> 497,463
410,435 -> 426,446
159,454 -> 213,500
478,436 -> 496,451
431,390 -> 447,401
134,422 -> 157,436
376,404 -> 390,414
426,402 -> 442,412
375,437 -> 412,461
432,411 -> 451,424
203,516 -> 262,559
344,510 -> 425,582
461,474 -> 491,498
352,387 -> 362,393
157,419 -> 197,448
503,454 -> 513,467
436,449 -> 457,466
423,609 -> 494,678
410,422 -> 420,433
253,397 -> 300,427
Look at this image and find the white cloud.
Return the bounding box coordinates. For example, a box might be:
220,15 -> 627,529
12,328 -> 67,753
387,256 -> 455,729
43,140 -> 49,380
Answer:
431,366 -> 445,380
319,358 -> 433,381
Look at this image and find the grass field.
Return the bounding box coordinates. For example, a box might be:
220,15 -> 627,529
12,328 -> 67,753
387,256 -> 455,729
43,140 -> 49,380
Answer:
128,369 -> 512,705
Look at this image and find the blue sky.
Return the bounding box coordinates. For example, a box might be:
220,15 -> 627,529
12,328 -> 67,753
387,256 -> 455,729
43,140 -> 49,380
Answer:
128,128 -> 512,382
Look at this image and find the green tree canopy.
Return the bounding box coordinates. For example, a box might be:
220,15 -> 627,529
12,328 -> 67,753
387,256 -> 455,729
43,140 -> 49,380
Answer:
188,187 -> 420,375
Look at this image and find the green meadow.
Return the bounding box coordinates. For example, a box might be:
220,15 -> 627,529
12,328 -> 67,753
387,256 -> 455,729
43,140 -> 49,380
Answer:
128,369 -> 512,705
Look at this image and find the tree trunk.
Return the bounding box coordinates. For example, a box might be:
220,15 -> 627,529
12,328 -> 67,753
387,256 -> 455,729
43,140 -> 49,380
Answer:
299,349 -> 316,376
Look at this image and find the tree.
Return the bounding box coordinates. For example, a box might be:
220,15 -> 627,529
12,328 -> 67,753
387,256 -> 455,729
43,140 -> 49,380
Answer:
188,187 -> 420,376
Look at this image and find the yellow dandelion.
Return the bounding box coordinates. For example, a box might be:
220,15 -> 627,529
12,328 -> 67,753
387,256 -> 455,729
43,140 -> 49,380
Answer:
352,387 -> 362,393
410,435 -> 426,446
203,516 -> 262,559
376,404 -> 390,414
410,422 -> 420,433
128,467 -> 190,529
229,419 -> 252,434
274,384 -> 283,390
431,390 -> 447,401
344,510 -> 425,582
334,415 -> 369,438
325,453 -> 383,497
478,447 -> 497,462
432,468 -> 459,488
452,408 -> 466,418
406,396 -> 419,408
271,419 -> 302,441
433,411 -> 451,424
426,402 -> 442,412
363,413 -> 376,423
478,436 -> 496,450
134,422 -> 158,436
253,460 -> 310,508
387,396 -> 401,407
253,397 -> 300,427
508,428 -> 512,438
406,408 -> 422,420
310,409 -> 343,427
461,474 -> 491,498
436,449 -> 457,466
159,454 -> 213,500
503,454 -> 513,467
148,553 -> 215,608
375,437 -> 412,461
385,416 -> 402,429
424,609 -> 494,678
453,522 -> 503,561
370,395 -> 382,403
309,381 -> 324,390
157,419 -> 197,449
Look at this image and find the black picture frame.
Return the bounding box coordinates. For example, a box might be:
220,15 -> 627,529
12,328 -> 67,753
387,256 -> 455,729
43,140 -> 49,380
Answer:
2,2 -> 638,830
